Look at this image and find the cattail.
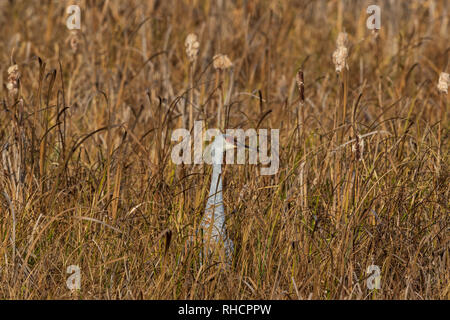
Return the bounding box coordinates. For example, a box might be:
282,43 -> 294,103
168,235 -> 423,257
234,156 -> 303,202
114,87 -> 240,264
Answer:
332,32 -> 349,73
185,33 -> 200,63
6,64 -> 20,97
185,33 -> 200,129
352,135 -> 364,161
212,54 -> 232,129
213,54 -> 233,70
68,30 -> 80,54
296,70 -> 305,103
336,32 -> 348,48
332,47 -> 348,73
296,69 -> 305,137
296,69 -> 307,205
437,72 -> 449,94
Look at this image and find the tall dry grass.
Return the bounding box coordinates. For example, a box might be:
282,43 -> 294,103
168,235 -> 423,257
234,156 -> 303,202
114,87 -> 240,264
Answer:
0,0 -> 448,299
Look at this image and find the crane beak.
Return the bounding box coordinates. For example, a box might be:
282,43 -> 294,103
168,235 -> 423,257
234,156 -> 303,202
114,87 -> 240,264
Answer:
235,140 -> 257,152
223,135 -> 257,151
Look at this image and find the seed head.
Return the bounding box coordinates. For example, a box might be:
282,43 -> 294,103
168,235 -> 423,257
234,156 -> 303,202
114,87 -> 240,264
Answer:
213,54 -> 233,70
336,32 -> 348,48
6,64 -> 20,97
296,70 -> 304,102
185,33 -> 200,63
332,46 -> 348,73
437,72 -> 449,94
352,135 -> 364,161
333,32 -> 349,74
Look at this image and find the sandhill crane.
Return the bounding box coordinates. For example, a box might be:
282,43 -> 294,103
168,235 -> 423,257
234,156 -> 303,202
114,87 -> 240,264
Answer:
200,134 -> 237,260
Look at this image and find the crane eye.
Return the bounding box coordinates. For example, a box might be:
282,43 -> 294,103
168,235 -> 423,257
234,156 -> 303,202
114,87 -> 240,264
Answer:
224,135 -> 235,145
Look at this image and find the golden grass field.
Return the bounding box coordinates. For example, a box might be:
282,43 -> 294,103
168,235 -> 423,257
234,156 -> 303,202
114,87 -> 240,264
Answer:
0,0 -> 448,299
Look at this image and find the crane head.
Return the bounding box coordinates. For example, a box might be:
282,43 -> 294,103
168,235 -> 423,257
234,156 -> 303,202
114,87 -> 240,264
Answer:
203,134 -> 237,164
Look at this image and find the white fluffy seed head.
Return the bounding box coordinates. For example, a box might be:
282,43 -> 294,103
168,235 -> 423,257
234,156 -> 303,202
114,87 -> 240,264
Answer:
185,33 -> 200,63
7,64 -> 19,76
213,54 -> 233,70
6,64 -> 20,96
437,72 -> 449,94
332,46 -> 348,73
333,32 -> 349,74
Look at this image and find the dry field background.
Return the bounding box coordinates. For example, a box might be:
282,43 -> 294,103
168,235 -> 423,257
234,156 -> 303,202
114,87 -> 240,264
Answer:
0,0 -> 448,299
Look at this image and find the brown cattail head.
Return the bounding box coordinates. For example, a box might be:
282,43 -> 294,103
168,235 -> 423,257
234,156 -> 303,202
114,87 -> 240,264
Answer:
185,33 -> 200,63
437,72 -> 449,94
213,54 -> 233,70
68,30 -> 80,54
333,32 -> 349,73
296,70 -> 305,103
6,64 -> 20,97
352,135 -> 364,161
